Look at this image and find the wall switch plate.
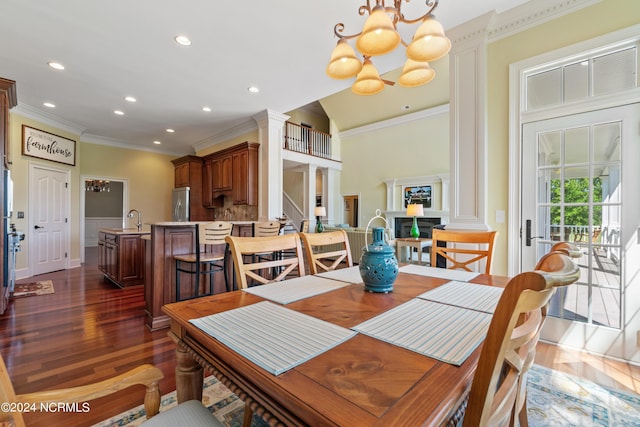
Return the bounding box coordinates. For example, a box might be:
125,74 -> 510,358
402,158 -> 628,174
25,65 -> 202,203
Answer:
495,210 -> 505,224
17,211 -> 24,219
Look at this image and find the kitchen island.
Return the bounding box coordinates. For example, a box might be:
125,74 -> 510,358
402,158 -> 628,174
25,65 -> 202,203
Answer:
144,221 -> 259,330
98,228 -> 150,288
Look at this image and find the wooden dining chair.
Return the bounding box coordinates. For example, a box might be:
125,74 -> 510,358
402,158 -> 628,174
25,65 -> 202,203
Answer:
462,251 -> 580,426
430,229 -> 498,274
0,353 -> 163,426
545,241 -> 582,259
174,221 -> 233,301
0,353 -> 225,426
225,234 -> 306,289
300,229 -> 353,274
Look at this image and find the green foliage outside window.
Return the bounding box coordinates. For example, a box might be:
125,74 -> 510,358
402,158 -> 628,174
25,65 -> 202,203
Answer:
549,177 -> 602,226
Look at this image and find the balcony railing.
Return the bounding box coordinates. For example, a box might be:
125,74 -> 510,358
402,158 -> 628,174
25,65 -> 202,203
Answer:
284,121 -> 332,160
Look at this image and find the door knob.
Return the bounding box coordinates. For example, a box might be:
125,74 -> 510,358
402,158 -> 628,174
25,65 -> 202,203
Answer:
525,220 -> 543,246
34,225 -> 44,229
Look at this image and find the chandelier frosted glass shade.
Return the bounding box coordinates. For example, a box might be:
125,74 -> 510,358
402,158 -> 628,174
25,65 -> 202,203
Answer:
406,17 -> 451,62
356,6 -> 401,56
398,59 -> 436,87
326,39 -> 363,79
351,58 -> 385,96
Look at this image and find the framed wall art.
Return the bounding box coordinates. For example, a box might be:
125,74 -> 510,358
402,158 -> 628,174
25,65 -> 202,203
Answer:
22,125 -> 76,166
403,185 -> 432,209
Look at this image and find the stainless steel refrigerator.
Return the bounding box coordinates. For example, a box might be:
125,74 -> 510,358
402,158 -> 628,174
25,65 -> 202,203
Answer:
172,187 -> 190,221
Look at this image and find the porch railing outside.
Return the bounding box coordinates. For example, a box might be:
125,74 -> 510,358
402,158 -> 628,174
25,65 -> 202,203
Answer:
284,121 -> 332,160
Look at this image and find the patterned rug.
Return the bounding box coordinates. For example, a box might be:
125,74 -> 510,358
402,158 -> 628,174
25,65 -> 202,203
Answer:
93,365 -> 640,426
10,280 -> 55,298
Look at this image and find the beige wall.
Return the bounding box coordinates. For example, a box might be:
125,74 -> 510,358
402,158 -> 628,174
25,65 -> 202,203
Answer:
8,112 -> 175,272
80,142 -> 175,224
340,112 -> 449,227
485,0 -> 640,274
285,109 -> 330,134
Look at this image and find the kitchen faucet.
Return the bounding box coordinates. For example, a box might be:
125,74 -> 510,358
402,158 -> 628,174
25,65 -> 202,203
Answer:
127,209 -> 142,231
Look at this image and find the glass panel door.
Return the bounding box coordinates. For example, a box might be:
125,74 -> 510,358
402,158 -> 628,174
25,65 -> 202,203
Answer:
521,104 -> 639,353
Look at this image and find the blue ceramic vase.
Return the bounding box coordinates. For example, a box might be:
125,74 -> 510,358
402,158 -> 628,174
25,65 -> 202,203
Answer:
359,227 -> 399,293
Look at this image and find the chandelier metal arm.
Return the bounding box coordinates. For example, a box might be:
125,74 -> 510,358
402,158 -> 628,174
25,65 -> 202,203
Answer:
333,0 -> 439,42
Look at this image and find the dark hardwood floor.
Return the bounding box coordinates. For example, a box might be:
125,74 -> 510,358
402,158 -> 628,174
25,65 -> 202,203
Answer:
0,248 -> 177,426
1,248 -> 638,426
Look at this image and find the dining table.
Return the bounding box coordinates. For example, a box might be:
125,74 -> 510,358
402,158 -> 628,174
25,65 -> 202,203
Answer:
162,265 -> 509,427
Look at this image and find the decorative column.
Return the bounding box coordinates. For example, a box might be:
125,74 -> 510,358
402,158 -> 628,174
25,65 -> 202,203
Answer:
447,13 -> 493,230
253,109 -> 289,220
305,163 -> 318,222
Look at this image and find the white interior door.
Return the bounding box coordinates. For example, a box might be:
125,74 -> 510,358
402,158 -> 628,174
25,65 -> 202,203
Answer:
30,164 -> 69,275
521,104 -> 640,359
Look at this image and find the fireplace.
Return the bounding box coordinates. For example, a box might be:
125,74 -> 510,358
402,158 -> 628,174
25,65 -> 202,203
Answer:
394,217 -> 441,238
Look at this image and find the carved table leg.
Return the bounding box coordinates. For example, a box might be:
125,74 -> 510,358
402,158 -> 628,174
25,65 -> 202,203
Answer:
175,345 -> 204,403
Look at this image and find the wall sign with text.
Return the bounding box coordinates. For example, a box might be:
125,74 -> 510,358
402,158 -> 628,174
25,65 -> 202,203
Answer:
22,125 -> 76,166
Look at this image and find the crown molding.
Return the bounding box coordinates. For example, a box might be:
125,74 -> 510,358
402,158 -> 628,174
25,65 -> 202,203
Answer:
447,0 -> 601,46
488,0 -> 602,42
192,118 -> 258,152
12,102 -> 86,136
340,104 -> 450,139
81,134 -> 185,156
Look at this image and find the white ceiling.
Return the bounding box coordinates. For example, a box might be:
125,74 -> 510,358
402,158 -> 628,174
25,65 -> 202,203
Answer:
1,0 -> 530,156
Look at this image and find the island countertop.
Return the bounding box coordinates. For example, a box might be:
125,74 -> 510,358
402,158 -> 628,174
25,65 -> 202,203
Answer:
99,227 -> 151,235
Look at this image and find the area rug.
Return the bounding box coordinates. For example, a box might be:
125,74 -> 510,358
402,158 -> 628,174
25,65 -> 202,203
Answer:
93,365 -> 640,426
526,364 -> 640,426
10,280 -> 55,298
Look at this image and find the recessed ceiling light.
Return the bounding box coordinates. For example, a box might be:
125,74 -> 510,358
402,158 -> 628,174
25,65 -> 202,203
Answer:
47,61 -> 65,70
153,141 -> 162,145
114,110 -> 125,116
174,35 -> 192,46
43,102 -> 55,108
247,86 -> 260,94
201,106 -> 212,112
166,128 -> 175,133
124,96 -> 137,102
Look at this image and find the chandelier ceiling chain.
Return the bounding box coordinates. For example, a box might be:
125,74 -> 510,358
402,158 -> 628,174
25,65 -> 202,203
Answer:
326,0 -> 450,95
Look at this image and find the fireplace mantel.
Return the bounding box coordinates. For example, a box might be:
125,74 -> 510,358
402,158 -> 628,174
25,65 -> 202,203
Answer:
382,175 -> 449,237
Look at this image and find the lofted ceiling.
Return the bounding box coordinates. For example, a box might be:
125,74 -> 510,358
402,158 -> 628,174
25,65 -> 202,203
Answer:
1,0 -> 530,156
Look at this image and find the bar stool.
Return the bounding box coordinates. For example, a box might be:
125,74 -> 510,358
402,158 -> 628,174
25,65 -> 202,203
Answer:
175,221 -> 233,301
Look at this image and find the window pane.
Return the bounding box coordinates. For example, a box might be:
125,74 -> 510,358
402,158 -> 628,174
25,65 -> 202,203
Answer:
593,122 -> 621,162
565,127 -> 589,164
564,61 -> 589,102
564,167 -> 590,203
593,47 -> 637,96
538,131 -> 561,166
527,68 -> 562,109
596,165 -> 621,204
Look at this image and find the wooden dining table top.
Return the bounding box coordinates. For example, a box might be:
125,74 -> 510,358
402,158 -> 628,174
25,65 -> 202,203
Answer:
163,268 -> 508,427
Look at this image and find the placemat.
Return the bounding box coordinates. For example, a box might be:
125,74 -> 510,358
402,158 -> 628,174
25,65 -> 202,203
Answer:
316,266 -> 363,284
417,280 -> 504,313
241,275 -> 352,304
353,299 -> 491,366
399,264 -> 480,282
190,301 -> 356,375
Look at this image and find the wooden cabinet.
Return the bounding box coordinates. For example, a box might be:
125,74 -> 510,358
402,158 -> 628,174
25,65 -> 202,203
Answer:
203,142 -> 259,206
212,155 -> 232,193
0,78 -> 17,315
98,231 -> 147,287
171,155 -> 215,220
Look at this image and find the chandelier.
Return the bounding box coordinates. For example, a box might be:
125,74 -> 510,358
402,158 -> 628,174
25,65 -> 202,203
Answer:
85,179 -> 110,192
326,0 -> 451,95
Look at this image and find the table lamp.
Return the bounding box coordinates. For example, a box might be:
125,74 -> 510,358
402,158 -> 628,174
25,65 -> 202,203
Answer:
314,206 -> 326,233
406,204 -> 424,238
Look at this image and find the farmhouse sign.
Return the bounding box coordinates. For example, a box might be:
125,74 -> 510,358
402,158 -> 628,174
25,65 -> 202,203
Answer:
22,125 -> 76,166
